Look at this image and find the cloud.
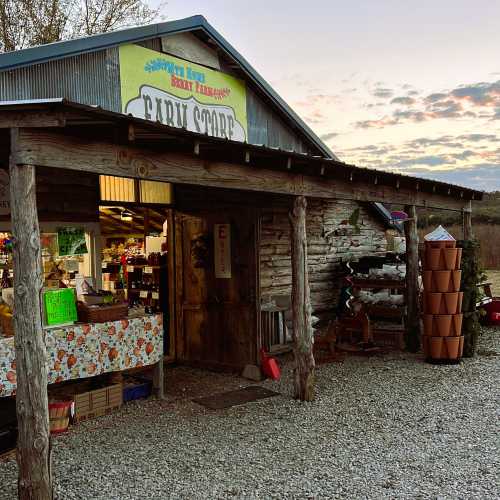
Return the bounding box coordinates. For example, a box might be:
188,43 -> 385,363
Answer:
424,93 -> 448,103
320,132 -> 339,141
372,88 -> 394,99
354,78 -> 500,129
396,155 -> 450,167
456,133 -> 500,142
450,81 -> 500,106
355,116 -> 398,129
390,96 -> 416,106
390,164 -> 499,191
393,109 -> 430,122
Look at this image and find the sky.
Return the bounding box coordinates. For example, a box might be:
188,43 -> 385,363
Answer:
158,0 -> 500,191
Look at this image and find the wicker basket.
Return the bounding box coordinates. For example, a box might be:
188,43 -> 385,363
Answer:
48,400 -> 72,434
0,314 -> 14,337
49,417 -> 70,434
77,302 -> 128,323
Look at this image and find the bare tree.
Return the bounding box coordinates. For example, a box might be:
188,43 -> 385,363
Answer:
0,0 -> 163,52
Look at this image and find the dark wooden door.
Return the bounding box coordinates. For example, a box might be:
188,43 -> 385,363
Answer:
175,209 -> 257,369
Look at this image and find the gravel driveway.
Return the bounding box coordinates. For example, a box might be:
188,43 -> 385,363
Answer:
1,327 -> 499,499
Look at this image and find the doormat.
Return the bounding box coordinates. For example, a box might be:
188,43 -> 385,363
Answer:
194,386 -> 279,410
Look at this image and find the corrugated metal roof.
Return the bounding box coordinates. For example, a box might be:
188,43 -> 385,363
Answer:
0,15 -> 336,160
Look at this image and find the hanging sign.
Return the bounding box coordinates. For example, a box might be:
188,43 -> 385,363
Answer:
57,227 -> 88,256
43,288 -> 77,326
119,44 -> 247,142
214,224 -> 231,279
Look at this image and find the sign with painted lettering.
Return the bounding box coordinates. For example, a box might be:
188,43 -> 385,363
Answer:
119,44 -> 247,142
43,288 -> 77,326
214,224 -> 231,279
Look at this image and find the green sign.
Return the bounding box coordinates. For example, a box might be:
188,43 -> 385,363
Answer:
44,288 -> 77,326
119,44 -> 248,142
57,227 -> 87,256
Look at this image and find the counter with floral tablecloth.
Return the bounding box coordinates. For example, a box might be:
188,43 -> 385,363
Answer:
0,314 -> 163,397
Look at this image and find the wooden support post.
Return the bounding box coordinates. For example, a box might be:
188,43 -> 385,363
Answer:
10,131 -> 53,499
153,358 -> 165,399
404,205 -> 421,353
290,196 -> 315,401
463,200 -> 473,240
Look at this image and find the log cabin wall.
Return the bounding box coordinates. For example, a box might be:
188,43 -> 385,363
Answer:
260,199 -> 388,316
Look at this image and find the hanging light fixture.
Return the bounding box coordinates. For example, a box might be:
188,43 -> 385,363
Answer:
121,209 -> 133,222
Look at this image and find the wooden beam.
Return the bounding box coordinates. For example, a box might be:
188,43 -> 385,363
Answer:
9,130 -> 53,499
12,128 -> 469,210
290,196 -> 315,401
0,111 -> 66,128
462,200 -> 473,240
404,205 -> 421,353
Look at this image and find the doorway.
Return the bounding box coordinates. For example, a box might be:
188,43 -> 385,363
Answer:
174,208 -> 257,370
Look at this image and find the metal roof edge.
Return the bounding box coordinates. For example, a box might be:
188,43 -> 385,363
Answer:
0,15 -> 335,160
0,16 -> 206,72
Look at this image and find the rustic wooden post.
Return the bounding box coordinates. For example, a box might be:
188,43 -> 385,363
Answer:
289,196 -> 315,401
462,200 -> 473,240
404,204 -> 421,352
10,130 -> 53,499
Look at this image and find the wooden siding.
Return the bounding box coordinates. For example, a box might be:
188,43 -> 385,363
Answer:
246,88 -> 312,154
260,199 -> 388,314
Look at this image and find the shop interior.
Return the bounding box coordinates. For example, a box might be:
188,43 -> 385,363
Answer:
0,174 -> 174,439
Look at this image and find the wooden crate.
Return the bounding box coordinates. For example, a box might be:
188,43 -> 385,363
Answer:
72,384 -> 123,423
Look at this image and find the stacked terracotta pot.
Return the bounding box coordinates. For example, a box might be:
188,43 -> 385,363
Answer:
421,240 -> 464,362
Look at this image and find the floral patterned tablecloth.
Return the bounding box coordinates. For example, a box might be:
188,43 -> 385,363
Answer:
0,314 -> 163,397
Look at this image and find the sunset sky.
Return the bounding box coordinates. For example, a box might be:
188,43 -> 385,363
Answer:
163,1 -> 500,191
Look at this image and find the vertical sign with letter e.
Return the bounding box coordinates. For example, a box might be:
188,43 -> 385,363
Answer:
214,224 -> 231,278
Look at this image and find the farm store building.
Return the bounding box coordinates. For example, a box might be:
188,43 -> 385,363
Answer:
0,15 -> 482,394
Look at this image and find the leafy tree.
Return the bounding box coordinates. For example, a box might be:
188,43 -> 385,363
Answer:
0,0 -> 163,52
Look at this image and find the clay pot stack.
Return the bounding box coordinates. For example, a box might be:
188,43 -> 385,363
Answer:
421,240 -> 464,362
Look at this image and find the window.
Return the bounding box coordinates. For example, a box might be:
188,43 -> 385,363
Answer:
99,176 -> 172,204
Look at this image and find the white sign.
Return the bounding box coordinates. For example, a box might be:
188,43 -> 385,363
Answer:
214,224 -> 231,279
0,170 -> 10,215
125,86 -> 246,142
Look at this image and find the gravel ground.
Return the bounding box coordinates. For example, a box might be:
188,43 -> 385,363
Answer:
1,327 -> 499,500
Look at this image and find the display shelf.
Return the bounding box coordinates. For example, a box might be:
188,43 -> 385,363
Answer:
352,278 -> 406,290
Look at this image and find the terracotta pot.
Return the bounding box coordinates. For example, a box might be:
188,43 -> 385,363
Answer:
422,271 -> 433,290
423,315 -> 435,336
442,248 -> 458,270
426,248 -> 442,270
445,336 -> 460,359
424,293 -> 442,314
435,314 -> 453,337
458,336 -> 464,357
455,248 -> 463,269
452,314 -> 463,336
434,270 -> 452,292
443,292 -> 459,314
450,270 -> 462,292
430,337 -> 443,359
457,292 -> 464,312
425,240 -> 456,249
